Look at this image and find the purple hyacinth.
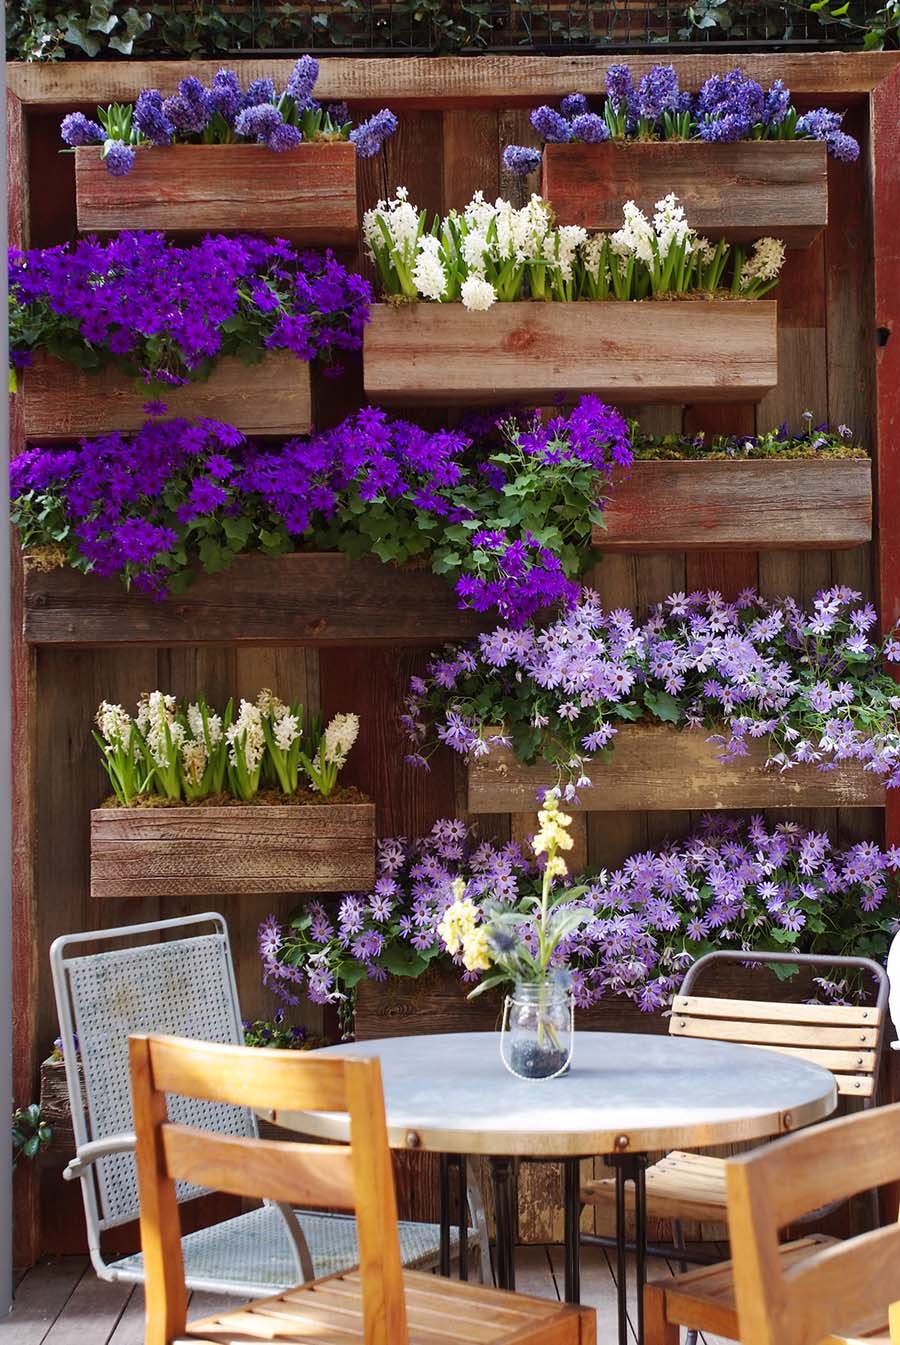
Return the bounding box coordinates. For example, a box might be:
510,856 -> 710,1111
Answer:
286,54 -> 320,106
571,113 -> 609,144
163,76 -> 212,136
348,108 -> 398,158
763,79 -> 790,128
209,69 -> 242,126
560,92 -> 589,119
636,64 -> 681,122
530,105 -> 573,143
60,112 -> 105,147
268,123 -> 303,152
235,103 -> 283,142
502,144 -> 542,176
605,63 -> 634,111
327,101 -> 350,126
241,78 -> 276,110
104,141 -> 136,177
796,107 -> 860,161
696,67 -> 765,141
133,89 -> 174,146
826,131 -> 860,163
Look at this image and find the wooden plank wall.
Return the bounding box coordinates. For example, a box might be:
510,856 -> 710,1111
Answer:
15,88 -> 881,1255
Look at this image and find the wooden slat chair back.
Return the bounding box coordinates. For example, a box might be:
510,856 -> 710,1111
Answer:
130,1034 -> 406,1345
726,1100 -> 900,1345
672,950 -> 888,1102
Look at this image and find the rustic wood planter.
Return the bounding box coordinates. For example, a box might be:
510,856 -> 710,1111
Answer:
363,300 -> 778,404
598,458 -> 872,551
90,800 -> 376,899
20,351 -> 312,441
467,724 -> 885,813
74,142 -> 358,245
542,140 -> 828,248
22,553 -> 490,646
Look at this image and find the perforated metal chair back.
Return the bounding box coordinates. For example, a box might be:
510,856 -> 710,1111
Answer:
50,912 -> 253,1234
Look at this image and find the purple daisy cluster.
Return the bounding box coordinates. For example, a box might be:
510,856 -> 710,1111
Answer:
403,586 -> 900,796
60,58 -> 397,174
11,399 -> 629,615
258,821 -> 534,1006
8,233 -> 371,386
258,814 -> 899,1016
503,63 -> 858,174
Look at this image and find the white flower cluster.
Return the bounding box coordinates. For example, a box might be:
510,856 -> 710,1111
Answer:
226,699 -> 266,774
95,700 -> 134,751
737,236 -> 787,290
323,712 -> 360,769
137,690 -> 183,768
257,687 -> 301,753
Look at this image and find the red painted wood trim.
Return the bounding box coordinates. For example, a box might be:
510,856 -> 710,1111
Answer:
873,66 -> 900,860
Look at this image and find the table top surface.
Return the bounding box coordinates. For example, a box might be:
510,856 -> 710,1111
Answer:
273,1030 -> 838,1156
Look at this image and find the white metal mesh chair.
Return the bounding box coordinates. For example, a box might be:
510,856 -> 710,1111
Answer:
50,912 -> 487,1297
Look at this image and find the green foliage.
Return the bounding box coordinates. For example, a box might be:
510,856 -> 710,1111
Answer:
12,1104 -> 52,1166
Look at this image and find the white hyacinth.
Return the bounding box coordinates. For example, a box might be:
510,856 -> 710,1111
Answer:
186,701 -> 222,746
226,699 -> 265,773
463,189 -> 496,234
257,687 -> 288,720
652,192 -> 693,259
137,690 -> 184,768
555,224 -> 588,280
180,739 -> 208,786
362,185 -> 420,264
323,712 -> 360,767
611,200 -> 656,266
273,712 -> 301,753
739,236 -> 786,287
412,234 -> 448,301
461,275 -> 497,311
460,227 -> 490,276
95,701 -> 133,749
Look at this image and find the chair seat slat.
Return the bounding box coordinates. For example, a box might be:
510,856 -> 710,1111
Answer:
672,996 -> 881,1027
670,1017 -> 878,1049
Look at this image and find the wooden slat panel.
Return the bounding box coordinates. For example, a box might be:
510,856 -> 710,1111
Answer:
8,53 -> 898,106
22,555 -> 490,647
544,140 -> 827,247
467,726 -> 885,813
90,801 -> 376,899
363,301 -> 779,405
161,1126 -> 355,1209
672,996 -> 881,1027
147,1034 -> 348,1112
671,1017 -> 878,1048
75,143 -> 358,245
20,351 -> 312,440
746,1044 -> 876,1073
598,458 -> 871,551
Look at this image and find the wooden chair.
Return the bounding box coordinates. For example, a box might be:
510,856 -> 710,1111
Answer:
130,1032 -> 595,1345
645,1100 -> 900,1345
582,950 -> 887,1249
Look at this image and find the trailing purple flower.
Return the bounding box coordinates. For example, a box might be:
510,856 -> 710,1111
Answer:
103,141 -> 136,176
348,108 -> 399,158
530,105 -> 573,143
502,145 -> 542,176
60,113 -> 105,147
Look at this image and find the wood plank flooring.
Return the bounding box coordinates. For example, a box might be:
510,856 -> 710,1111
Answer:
1,1248 -> 733,1344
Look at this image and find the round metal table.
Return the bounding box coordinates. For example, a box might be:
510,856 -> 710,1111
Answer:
272,1031 -> 837,1345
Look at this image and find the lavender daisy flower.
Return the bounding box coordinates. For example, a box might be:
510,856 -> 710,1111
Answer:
530,105 -> 573,143
348,108 -> 398,158
60,112 -> 105,147
570,113 -> 609,144
502,144 -> 542,176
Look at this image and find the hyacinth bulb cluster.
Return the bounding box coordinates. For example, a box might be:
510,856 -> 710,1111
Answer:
60,56 -> 398,175
258,815 -> 900,1013
503,62 -> 859,174
93,688 -> 359,806
364,188 -> 785,307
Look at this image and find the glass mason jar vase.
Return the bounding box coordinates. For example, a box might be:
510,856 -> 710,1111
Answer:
500,980 -> 574,1080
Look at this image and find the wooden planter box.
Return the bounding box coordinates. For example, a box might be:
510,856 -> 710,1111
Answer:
20,351 -> 312,441
22,553 -> 490,646
38,1057 -> 81,1161
363,300 -> 778,404
74,142 -> 358,246
598,458 -> 872,551
90,800 -> 376,898
467,724 -> 884,813
542,140 -> 828,248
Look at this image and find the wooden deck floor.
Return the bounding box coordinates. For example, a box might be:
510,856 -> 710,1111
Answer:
2,1247 -> 732,1344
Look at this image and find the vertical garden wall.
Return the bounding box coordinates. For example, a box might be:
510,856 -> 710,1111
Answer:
8,51 -> 900,1259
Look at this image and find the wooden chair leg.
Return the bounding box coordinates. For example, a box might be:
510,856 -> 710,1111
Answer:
644,1284 -> 679,1345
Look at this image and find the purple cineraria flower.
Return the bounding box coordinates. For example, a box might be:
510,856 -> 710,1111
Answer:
530,105 -> 573,143
502,145 -> 542,176
286,55 -> 320,106
60,112 -> 105,147
571,113 -> 609,144
134,89 -> 175,145
348,108 -> 399,158
561,92 -> 589,119
104,141 -> 136,177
